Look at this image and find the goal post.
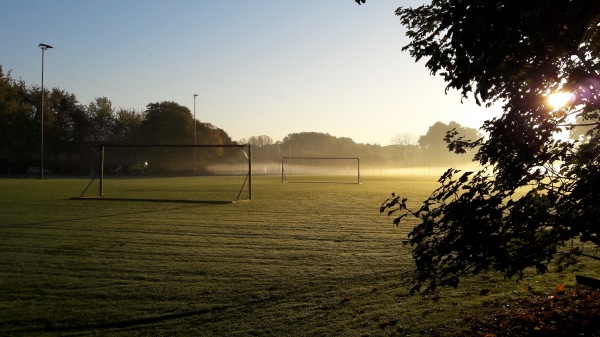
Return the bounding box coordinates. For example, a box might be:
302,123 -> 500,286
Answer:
74,143 -> 252,203
281,156 -> 361,184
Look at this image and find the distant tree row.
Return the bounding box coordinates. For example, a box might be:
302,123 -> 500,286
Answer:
241,122 -> 482,173
0,65 -> 233,175
1,63 -> 482,176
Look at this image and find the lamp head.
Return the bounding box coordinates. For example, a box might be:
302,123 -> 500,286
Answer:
39,43 -> 53,49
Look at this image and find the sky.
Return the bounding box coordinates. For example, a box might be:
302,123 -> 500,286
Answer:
1,0 -> 502,146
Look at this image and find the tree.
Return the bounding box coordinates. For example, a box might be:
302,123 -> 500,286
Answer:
239,135 -> 275,166
112,108 -> 143,143
140,101 -> 194,145
0,66 -> 35,166
87,97 -> 115,144
195,122 -> 234,146
418,121 -> 481,166
380,0 -> 600,292
390,132 -> 417,166
281,132 -> 338,157
45,88 -> 86,171
390,132 -> 416,147
244,135 -> 274,148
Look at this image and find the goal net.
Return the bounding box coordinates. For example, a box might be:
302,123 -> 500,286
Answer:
74,144 -> 252,203
281,157 -> 361,184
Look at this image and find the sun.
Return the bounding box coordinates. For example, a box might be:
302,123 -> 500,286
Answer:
547,92 -> 575,110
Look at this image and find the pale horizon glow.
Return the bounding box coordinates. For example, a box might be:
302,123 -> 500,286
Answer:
1,1 -> 502,146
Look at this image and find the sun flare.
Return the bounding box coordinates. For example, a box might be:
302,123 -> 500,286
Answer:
547,92 -> 575,110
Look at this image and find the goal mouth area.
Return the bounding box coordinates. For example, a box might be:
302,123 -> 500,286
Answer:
282,181 -> 362,185
70,196 -> 241,204
281,156 -> 361,184
76,143 -> 252,203
280,177 -> 362,185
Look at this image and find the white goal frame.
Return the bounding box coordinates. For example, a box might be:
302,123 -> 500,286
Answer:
74,143 -> 252,203
281,156 -> 361,184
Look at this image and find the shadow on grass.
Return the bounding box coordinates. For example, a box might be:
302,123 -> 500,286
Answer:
1,202 -> 214,228
11,306 -> 229,334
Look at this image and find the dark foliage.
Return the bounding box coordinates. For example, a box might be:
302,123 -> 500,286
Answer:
381,0 -> 600,292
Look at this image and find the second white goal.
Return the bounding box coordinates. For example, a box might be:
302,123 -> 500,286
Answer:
281,157 -> 361,184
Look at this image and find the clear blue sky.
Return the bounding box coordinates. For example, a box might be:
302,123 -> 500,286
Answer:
1,0 -> 500,145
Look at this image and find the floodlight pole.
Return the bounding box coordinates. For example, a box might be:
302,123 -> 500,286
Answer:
193,94 -> 198,175
38,43 -> 53,179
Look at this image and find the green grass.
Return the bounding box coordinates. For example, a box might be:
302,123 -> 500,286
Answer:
0,176 -> 597,336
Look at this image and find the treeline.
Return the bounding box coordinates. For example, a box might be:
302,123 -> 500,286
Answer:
242,122 -> 481,173
0,66 -> 234,175
1,64 -> 481,176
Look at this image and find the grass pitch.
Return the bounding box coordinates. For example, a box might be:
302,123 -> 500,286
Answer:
0,176 -> 596,336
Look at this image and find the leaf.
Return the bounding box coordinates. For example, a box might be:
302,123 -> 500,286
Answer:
459,171 -> 473,183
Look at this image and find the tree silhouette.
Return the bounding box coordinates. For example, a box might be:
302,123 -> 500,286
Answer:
380,0 -> 600,292
418,121 -> 480,165
141,101 -> 194,145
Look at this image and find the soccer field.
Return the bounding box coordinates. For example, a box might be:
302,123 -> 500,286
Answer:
0,176 -> 593,336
